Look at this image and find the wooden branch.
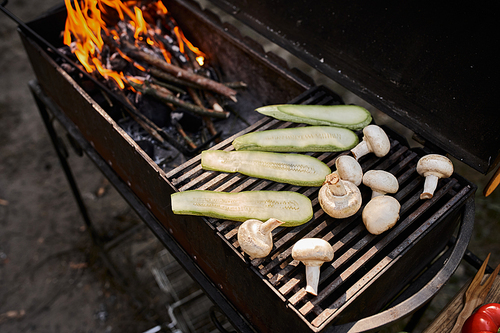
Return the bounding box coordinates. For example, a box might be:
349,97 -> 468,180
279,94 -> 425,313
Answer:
121,40 -> 238,102
108,83 -> 166,144
127,79 -> 230,119
204,91 -> 224,113
224,81 -> 248,89
153,32 -> 189,67
148,67 -> 205,91
174,122 -> 197,150
150,77 -> 186,94
186,87 -> 220,141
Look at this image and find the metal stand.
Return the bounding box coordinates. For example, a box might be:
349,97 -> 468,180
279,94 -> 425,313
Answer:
29,80 -> 254,333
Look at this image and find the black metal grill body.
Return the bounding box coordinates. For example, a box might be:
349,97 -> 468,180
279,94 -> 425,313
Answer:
17,0 -> 477,332
207,0 -> 498,175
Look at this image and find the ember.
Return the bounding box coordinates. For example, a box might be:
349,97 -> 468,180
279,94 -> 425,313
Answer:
61,0 -> 243,160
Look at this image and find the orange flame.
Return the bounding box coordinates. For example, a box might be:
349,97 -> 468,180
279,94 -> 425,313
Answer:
156,1 -> 168,15
174,26 -> 205,66
132,6 -> 148,39
64,0 -> 206,90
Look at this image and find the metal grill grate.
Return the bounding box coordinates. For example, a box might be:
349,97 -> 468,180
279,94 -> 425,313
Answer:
166,86 -> 474,329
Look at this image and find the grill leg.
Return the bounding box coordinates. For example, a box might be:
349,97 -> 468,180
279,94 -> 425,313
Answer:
29,82 -> 149,311
31,83 -> 100,242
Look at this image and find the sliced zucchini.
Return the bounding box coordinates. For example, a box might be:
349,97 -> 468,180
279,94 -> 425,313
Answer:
256,104 -> 372,130
171,190 -> 313,226
232,126 -> 359,152
201,150 -> 330,186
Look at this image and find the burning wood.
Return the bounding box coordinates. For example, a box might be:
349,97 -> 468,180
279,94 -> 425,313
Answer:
61,0 -> 243,156
119,39 -> 238,102
126,78 -> 230,119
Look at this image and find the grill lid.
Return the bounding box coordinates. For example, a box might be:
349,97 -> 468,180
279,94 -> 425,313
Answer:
207,0 -> 498,174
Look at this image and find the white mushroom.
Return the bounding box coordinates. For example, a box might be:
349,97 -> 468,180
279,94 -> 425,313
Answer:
334,155 -> 363,186
362,195 -> 401,235
291,238 -> 334,296
362,170 -> 399,198
318,173 -> 362,219
416,154 -> 454,200
351,125 -> 390,160
237,218 -> 284,258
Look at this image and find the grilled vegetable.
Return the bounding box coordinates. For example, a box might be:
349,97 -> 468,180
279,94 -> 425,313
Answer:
201,150 -> 331,186
318,173 -> 362,219
256,104 -> 372,130
292,238 -> 334,295
416,154 -> 454,200
362,195 -> 401,235
351,124 -> 390,160
237,218 -> 284,258
171,190 -> 313,226
232,126 -> 359,152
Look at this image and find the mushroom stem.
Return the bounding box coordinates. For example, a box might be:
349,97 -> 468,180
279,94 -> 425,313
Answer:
421,174 -> 439,199
305,265 -> 321,296
259,218 -> 283,235
319,173 -> 362,219
350,141 -> 370,160
324,173 -> 347,196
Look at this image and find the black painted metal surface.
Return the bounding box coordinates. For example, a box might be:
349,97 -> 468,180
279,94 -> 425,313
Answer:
208,0 -> 498,174
18,1 -> 479,331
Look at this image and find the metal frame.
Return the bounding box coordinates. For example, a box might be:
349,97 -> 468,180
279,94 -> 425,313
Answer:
29,80 -> 255,333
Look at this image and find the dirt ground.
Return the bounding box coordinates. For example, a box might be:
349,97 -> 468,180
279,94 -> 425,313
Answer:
1,1 -> 499,333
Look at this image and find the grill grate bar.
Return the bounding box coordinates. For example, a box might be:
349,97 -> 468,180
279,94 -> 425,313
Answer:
294,178 -> 460,320
309,184 -> 472,327
262,143 -> 417,284
388,151 -> 418,175
164,85 -> 474,330
371,145 -> 409,170
283,177 -> 458,311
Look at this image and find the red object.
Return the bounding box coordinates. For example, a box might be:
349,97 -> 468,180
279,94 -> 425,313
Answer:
462,303 -> 500,333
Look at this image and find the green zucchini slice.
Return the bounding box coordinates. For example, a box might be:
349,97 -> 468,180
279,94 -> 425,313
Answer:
201,150 -> 330,186
256,104 -> 372,130
232,126 -> 359,152
171,190 -> 313,226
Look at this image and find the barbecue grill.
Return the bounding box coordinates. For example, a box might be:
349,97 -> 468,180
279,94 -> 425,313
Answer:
3,0 -> 497,331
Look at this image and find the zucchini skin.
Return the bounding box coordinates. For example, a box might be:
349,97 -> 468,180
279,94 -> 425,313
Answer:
171,190 -> 313,226
201,150 -> 331,186
232,126 -> 359,152
256,104 -> 372,130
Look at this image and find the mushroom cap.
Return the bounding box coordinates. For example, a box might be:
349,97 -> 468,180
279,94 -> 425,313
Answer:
292,238 -> 334,265
362,195 -> 401,235
335,155 -> 363,186
319,178 -> 362,219
363,125 -> 390,157
416,154 -> 454,179
362,170 -> 399,195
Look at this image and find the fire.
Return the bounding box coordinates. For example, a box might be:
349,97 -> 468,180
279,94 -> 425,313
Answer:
174,26 -> 205,66
63,0 -> 206,89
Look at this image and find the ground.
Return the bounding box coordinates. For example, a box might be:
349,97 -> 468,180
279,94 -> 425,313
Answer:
1,1 -> 499,333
